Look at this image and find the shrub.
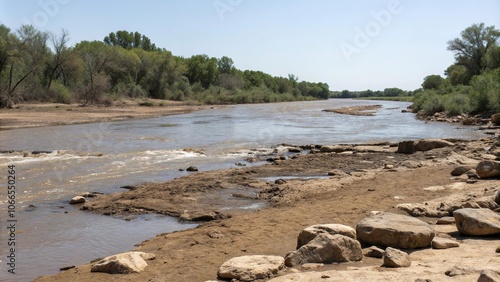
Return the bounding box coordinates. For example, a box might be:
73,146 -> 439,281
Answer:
470,69 -> 500,113
49,81 -> 73,104
444,93 -> 471,116
413,90 -> 444,115
114,82 -> 147,98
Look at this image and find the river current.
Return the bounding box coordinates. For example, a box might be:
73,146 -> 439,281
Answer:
0,99 -> 485,281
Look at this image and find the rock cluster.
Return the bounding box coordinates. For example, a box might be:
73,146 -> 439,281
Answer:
216,205 -> 500,281
217,213 -> 437,280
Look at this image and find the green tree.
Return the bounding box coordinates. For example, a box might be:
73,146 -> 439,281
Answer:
383,87 -> 405,96
217,56 -> 234,74
421,74 -> 445,90
104,30 -> 158,51
445,64 -> 471,86
186,54 -> 218,89
44,29 -> 70,94
74,41 -> 116,104
0,25 -> 48,107
447,23 -> 500,82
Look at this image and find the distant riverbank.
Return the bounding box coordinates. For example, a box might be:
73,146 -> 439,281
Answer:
0,99 -> 214,130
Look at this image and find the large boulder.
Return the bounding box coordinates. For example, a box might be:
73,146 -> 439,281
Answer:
285,233 -> 362,267
383,247 -> 411,268
356,212 -> 435,249
91,252 -> 155,274
217,255 -> 284,282
476,161 -> 500,179
296,224 -> 356,249
495,190 -> 500,205
453,208 -> 500,236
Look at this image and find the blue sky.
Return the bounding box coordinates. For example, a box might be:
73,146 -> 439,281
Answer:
1,0 -> 499,91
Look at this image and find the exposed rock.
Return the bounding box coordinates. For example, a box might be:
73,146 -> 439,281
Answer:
436,216 -> 456,225
327,169 -> 347,177
476,161 -> 500,178
180,210 -> 226,221
413,139 -> 454,152
275,179 -> 287,185
91,251 -> 155,274
401,160 -> 422,169
217,255 -> 284,281
397,203 -> 449,217
397,141 -> 415,154
356,212 -> 435,249
301,263 -> 324,270
320,145 -> 351,153
397,139 -> 454,154
451,166 -> 474,176
296,224 -> 357,249
383,247 -> 411,268
69,196 -> 86,204
285,233 -> 362,267
445,265 -> 478,277
59,265 -> 75,271
467,169 -> 480,179
492,113 -> 500,125
362,246 -> 385,258
384,164 -> 394,169
186,166 -> 199,172
431,237 -> 459,249
453,208 -> 500,236
288,147 -> 302,153
478,269 -> 500,282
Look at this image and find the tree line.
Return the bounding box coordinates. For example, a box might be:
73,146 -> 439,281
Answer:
0,26 -> 330,108
331,88 -> 414,99
413,23 -> 500,116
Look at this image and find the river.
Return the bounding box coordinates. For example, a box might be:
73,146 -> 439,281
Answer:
0,99 -> 485,281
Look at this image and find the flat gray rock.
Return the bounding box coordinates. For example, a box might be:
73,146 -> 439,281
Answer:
217,255 -> 284,282
453,208 -> 500,236
356,212 -> 435,249
431,237 -> 459,249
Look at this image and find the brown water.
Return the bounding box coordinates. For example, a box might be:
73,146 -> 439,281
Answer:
0,99 -> 485,281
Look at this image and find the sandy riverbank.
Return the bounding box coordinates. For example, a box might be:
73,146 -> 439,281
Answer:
33,135 -> 500,281
5,101 -> 498,281
0,99 -> 214,130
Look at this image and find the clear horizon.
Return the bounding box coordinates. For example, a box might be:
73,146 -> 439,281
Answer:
1,0 -> 499,91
